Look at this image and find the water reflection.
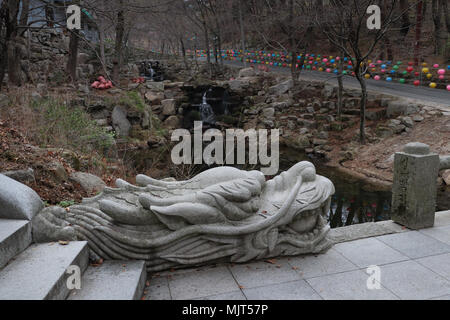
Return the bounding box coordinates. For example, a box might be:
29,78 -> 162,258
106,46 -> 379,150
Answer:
327,194 -> 391,228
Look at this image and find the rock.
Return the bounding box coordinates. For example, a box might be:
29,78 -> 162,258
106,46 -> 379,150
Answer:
78,84 -> 89,94
400,116 -> 414,128
269,79 -> 294,96
46,162 -> 68,182
262,107 -> 275,118
164,115 -> 181,129
322,85 -> 335,99
386,101 -> 419,117
229,79 -> 250,92
0,174 -> 44,220
70,172 -> 106,194
412,115 -> 424,122
312,138 -> 328,146
271,102 -> 289,110
142,111 -> 150,129
77,53 -> 90,65
376,126 -> 395,138
31,91 -> 41,102
263,120 -> 275,128
442,170 -> 450,185
145,91 -> 164,105
112,106 -> 131,137
239,67 -> 256,78
318,131 -> 329,140
95,119 -> 108,126
145,82 -> 165,91
128,83 -> 140,90
295,135 -> 311,149
1,168 -> 35,184
161,99 -> 177,116
287,120 -> 296,130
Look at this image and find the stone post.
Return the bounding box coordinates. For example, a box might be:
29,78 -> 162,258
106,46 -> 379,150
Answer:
391,142 -> 440,230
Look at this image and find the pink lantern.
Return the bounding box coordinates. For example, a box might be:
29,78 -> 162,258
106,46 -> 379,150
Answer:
438,69 -> 446,75
439,75 -> 445,80
326,68 -> 331,73
447,85 -> 450,91
374,75 -> 381,81
433,64 -> 439,68
381,69 -> 386,73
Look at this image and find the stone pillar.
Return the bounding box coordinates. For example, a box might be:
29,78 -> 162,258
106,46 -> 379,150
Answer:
391,142 -> 440,230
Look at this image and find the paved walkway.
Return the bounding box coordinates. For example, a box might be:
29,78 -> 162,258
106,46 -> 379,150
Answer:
144,211 -> 450,300
218,59 -> 450,109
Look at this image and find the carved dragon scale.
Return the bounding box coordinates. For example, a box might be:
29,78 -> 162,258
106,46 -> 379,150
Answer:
33,161 -> 336,272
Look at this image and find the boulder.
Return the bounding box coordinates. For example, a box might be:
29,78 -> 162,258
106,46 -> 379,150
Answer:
162,99 -> 177,116
269,79 -> 294,96
0,174 -> 44,220
1,168 -> 35,184
70,172 -> 106,194
145,91 -> 164,105
239,67 -> 256,78
146,82 -> 165,92
387,101 -> 420,117
77,53 -> 90,65
262,107 -> 275,118
400,116 -> 414,128
112,106 -> 131,137
164,115 -> 181,129
0,93 -> 10,108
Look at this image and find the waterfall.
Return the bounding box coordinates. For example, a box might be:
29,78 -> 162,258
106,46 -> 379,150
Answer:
149,67 -> 155,80
199,91 -> 216,125
222,90 -> 231,115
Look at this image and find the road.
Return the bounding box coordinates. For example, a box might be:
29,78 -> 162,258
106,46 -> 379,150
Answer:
219,59 -> 450,109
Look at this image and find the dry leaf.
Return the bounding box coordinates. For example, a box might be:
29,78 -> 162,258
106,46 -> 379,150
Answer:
58,240 -> 69,245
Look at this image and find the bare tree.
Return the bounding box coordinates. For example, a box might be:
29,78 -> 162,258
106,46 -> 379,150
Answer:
317,0 -> 403,144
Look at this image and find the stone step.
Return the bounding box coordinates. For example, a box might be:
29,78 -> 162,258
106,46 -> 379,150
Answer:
0,241 -> 89,300
68,260 -> 146,300
0,219 -> 32,270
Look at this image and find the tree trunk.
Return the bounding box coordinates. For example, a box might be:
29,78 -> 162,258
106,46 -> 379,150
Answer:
66,30 -> 79,83
238,0 -> 246,68
399,0 -> 411,38
356,72 -> 367,145
432,0 -> 444,55
113,1 -> 125,85
440,0 -> 450,60
7,0 -> 21,86
19,0 -> 29,34
97,0 -> 107,76
337,50 -> 344,120
414,0 -> 424,66
0,1 -> 8,90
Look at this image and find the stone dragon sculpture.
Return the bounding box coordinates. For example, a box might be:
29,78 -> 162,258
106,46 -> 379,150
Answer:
33,162 -> 335,272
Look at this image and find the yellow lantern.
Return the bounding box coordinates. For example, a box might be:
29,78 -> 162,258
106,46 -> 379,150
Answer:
364,74 -> 371,79
429,82 -> 437,88
426,73 -> 432,79
319,67 -> 324,72
422,68 -> 429,73
368,60 -> 372,64
422,62 -> 427,67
